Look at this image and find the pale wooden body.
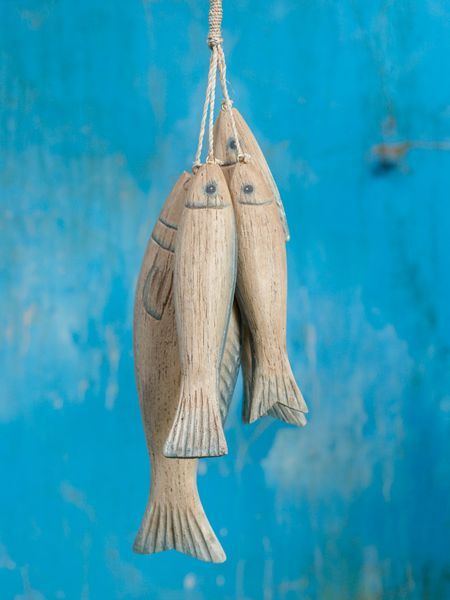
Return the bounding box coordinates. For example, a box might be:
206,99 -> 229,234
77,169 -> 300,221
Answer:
213,107 -> 289,241
227,161 -> 307,422
133,173 -> 240,563
164,163 -> 237,458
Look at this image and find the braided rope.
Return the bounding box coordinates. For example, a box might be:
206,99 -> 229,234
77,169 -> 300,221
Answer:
207,0 -> 223,48
193,0 -> 248,171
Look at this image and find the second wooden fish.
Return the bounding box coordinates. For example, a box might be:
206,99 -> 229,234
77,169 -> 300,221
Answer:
164,163 -> 237,458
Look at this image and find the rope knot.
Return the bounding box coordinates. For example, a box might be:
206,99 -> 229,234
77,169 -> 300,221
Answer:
238,152 -> 251,164
221,99 -> 233,111
207,34 -> 223,49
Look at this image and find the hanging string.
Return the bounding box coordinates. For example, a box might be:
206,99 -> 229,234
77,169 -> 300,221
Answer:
217,46 -> 248,162
193,47 -> 218,168
193,0 -> 248,171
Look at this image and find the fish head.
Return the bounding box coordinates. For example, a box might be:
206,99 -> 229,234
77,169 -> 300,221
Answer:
229,159 -> 274,206
159,171 -> 191,226
213,108 -> 244,166
186,163 -> 231,209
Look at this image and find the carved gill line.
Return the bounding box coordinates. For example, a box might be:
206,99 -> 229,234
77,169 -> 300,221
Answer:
151,232 -> 175,253
158,216 -> 178,230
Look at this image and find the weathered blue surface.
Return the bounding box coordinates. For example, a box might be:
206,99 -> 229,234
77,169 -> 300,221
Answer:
1,1 -> 450,598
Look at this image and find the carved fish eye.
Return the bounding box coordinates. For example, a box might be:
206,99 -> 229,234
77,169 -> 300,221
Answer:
242,183 -> 254,195
205,182 -> 217,195
228,138 -> 237,151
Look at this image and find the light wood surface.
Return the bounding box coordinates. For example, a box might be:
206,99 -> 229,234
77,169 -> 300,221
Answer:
163,163 -> 237,458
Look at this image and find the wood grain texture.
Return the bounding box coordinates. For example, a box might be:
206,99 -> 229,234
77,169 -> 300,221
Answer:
133,172 -> 240,563
213,107 -> 290,240
163,163 -> 237,458
227,160 -> 308,423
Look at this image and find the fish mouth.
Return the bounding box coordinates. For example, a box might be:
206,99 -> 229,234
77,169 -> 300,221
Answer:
185,198 -> 230,209
238,198 -> 274,206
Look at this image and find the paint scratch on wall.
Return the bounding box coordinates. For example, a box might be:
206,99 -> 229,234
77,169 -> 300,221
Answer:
60,481 -> 96,522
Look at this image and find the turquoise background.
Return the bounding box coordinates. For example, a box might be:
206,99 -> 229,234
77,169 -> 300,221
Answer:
1,1 -> 450,598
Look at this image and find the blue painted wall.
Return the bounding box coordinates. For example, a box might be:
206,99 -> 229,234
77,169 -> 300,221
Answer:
1,1 -> 450,598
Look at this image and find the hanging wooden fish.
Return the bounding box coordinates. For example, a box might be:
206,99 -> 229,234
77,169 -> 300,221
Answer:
216,110 -> 307,426
227,159 -> 308,423
222,164 -> 306,427
133,173 -> 241,562
163,163 -> 237,458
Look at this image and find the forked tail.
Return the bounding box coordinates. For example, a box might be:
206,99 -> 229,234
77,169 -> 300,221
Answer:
267,403 -> 307,426
242,366 -> 307,426
134,498 -> 226,563
164,381 -> 228,458
248,355 -> 308,423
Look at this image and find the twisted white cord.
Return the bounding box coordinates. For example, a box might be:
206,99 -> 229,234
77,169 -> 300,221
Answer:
193,48 -> 217,169
206,47 -> 218,162
193,0 -> 249,170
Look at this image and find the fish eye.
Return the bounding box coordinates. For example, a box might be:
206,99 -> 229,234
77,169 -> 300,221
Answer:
228,138 -> 237,151
243,184 -> 254,194
205,182 -> 217,195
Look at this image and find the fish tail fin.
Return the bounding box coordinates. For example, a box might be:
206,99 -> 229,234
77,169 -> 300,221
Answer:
248,355 -> 308,423
267,403 -> 307,427
133,496 -> 226,563
164,381 -> 228,458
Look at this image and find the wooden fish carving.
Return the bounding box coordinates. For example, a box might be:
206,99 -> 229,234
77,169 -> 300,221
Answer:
133,173 -> 241,562
228,160 -> 308,423
213,106 -> 290,241
163,163 -> 237,458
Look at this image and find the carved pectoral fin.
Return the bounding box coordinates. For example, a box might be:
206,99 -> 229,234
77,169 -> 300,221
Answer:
142,254 -> 173,320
